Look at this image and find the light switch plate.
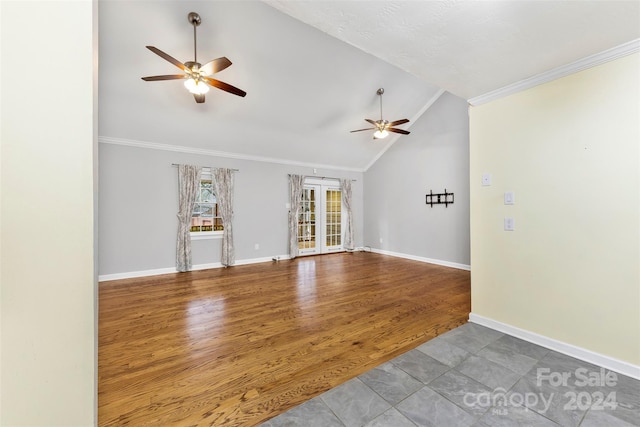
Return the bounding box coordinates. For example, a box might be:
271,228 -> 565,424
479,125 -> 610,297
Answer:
504,191 -> 515,205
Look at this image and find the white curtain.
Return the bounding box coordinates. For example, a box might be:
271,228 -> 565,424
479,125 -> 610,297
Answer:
288,174 -> 305,259
212,168 -> 235,266
176,164 -> 202,272
340,178 -> 355,251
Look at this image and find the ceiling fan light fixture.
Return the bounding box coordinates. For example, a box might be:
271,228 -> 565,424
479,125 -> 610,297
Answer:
373,129 -> 388,139
184,77 -> 210,95
350,88 -> 410,139
141,12 -> 246,103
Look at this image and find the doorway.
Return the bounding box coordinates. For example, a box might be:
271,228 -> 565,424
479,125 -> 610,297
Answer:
297,178 -> 344,255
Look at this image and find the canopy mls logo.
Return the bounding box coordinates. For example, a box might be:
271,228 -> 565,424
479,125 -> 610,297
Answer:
463,387 -> 554,416
463,367 -> 619,416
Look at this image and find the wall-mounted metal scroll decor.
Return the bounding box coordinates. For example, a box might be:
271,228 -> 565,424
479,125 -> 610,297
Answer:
426,189 -> 454,208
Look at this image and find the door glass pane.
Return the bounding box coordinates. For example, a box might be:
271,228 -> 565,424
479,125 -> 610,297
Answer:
298,188 -> 316,250
325,189 -> 341,247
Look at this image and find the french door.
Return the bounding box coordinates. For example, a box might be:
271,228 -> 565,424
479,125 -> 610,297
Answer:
297,179 -> 344,255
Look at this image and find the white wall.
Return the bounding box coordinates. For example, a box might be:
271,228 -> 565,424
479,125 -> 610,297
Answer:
470,53 -> 640,365
1,1 -> 97,425
363,92 -> 470,267
98,142 -> 363,277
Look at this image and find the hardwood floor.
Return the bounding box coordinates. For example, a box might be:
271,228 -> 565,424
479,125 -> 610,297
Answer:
99,252 -> 470,426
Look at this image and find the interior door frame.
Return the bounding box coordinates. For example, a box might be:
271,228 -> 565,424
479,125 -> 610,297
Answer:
298,178 -> 344,256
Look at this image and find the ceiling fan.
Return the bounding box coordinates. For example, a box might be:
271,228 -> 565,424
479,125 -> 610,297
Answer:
350,88 -> 410,139
141,12 -> 246,104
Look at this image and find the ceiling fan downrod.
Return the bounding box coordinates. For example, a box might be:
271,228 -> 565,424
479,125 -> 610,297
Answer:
377,88 -> 385,122
188,12 -> 201,65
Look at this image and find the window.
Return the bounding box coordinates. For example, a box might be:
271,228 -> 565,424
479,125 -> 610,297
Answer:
190,171 -> 223,238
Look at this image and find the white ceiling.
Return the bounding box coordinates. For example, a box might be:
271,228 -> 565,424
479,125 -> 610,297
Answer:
99,1 -> 640,171
266,0 -> 640,100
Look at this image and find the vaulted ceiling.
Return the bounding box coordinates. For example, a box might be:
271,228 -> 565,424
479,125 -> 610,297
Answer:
99,1 -> 640,171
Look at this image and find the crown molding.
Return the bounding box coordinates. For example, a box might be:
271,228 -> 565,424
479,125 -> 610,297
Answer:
468,39 -> 640,106
99,136 -> 364,173
363,88 -> 446,172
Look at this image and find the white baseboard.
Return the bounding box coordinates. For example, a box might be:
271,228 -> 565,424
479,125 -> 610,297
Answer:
368,247 -> 471,271
234,255 -> 290,266
99,267 -> 179,281
98,254 -> 290,282
99,250 -> 466,281
469,313 -> 640,380
99,250 -> 465,281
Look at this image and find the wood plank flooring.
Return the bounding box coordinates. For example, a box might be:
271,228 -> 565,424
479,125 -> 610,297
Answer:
99,252 -> 470,426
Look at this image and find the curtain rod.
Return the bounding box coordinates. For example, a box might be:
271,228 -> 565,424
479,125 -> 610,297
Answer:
172,163 -> 239,172
289,174 -> 356,182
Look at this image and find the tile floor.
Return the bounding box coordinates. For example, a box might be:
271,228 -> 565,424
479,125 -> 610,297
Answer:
260,323 -> 640,427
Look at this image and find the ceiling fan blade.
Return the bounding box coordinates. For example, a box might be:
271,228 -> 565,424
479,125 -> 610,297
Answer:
141,74 -> 185,81
203,77 -> 247,97
350,128 -> 376,133
389,118 -> 410,126
388,128 -> 411,135
146,46 -> 186,71
364,118 -> 377,126
193,93 -> 205,104
201,57 -> 232,75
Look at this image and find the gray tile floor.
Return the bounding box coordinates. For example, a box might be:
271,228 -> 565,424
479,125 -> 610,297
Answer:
260,323 -> 640,427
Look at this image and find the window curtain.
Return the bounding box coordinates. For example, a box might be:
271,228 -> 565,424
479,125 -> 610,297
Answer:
288,174 -> 305,259
212,168 -> 235,267
176,164 -> 202,272
340,178 -> 355,251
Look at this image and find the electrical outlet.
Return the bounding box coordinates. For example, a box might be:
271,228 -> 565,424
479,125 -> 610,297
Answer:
482,173 -> 492,186
254,243 -> 259,250
504,218 -> 515,231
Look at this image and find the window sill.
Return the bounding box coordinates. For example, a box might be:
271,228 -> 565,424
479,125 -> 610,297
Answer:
191,231 -> 223,240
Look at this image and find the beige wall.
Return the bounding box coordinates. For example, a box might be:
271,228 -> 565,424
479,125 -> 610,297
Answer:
1,1 -> 97,425
470,53 -> 640,365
